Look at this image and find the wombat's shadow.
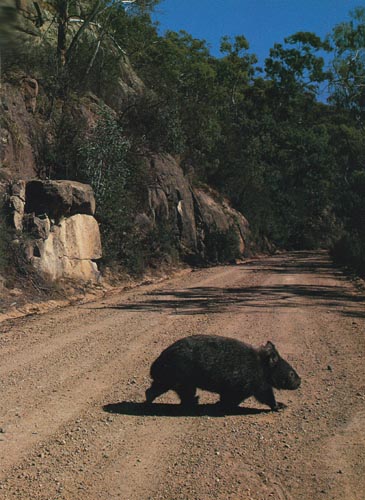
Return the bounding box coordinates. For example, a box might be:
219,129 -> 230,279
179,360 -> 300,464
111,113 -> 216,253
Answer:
103,401 -> 271,417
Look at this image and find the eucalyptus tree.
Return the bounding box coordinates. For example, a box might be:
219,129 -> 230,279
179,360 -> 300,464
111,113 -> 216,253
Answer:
328,7 -> 365,126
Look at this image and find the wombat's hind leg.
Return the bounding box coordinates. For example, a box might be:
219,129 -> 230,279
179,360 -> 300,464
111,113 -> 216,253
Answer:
254,386 -> 279,411
174,384 -> 199,406
145,380 -> 170,403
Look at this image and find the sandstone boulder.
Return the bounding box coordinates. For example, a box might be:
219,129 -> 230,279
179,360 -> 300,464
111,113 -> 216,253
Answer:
25,180 -> 72,221
7,178 -> 102,283
59,214 -> 102,260
69,181 -> 96,216
29,214 -> 102,281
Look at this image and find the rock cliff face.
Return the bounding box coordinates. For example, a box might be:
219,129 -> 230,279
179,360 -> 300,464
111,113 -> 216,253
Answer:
145,154 -> 250,262
147,155 -> 198,255
0,80 -> 39,180
193,188 -> 250,256
8,180 -> 102,282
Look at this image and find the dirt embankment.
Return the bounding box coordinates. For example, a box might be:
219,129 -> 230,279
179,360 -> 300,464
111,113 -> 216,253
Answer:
0,251 -> 364,500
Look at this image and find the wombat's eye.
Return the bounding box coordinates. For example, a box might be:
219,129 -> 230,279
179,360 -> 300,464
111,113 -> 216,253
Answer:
289,371 -> 296,379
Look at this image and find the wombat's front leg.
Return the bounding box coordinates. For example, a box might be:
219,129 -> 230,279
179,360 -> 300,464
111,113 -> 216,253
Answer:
254,386 -> 281,411
174,384 -> 199,406
145,381 -> 170,403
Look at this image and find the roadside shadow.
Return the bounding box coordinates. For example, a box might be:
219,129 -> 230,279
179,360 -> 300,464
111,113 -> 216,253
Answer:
243,251 -> 339,277
90,251 -> 365,320
102,401 -> 271,417
98,283 -> 365,318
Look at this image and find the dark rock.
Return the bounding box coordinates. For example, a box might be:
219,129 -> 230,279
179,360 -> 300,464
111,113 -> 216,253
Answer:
69,181 -> 96,216
25,180 -> 96,221
25,180 -> 72,220
23,213 -> 50,240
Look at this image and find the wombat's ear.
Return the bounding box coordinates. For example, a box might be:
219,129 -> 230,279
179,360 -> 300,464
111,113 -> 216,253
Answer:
263,341 -> 279,367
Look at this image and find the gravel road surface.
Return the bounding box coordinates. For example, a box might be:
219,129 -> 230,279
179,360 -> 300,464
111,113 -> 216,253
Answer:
0,251 -> 364,500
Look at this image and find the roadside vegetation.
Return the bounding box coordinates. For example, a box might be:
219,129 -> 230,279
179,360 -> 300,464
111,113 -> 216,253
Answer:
2,1 -> 365,275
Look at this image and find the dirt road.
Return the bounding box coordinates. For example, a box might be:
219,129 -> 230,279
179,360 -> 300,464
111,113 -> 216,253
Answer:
0,251 -> 364,500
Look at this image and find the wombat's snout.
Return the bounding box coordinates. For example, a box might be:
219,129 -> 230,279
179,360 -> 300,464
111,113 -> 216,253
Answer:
290,370 -> 301,389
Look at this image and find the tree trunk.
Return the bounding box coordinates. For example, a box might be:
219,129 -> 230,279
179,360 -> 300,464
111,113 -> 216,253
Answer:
57,0 -> 69,67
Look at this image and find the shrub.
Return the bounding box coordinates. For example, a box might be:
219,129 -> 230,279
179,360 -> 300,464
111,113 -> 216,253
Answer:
77,108 -> 134,263
120,91 -> 186,155
331,231 -> 365,277
204,225 -> 241,264
0,213 -> 13,275
114,218 -> 179,276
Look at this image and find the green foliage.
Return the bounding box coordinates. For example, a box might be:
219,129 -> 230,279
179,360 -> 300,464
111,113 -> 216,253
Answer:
265,32 -> 330,97
120,91 -> 186,154
0,3 -> 19,57
78,109 -> 131,197
328,7 -> 365,124
130,29 -> 225,174
77,109 -> 135,265
134,219 -> 180,273
63,6 -> 365,274
74,108 -> 177,275
63,8 -> 365,265
218,35 -> 258,106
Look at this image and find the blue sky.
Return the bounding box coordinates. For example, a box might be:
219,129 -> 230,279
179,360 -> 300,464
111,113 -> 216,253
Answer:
152,0 -> 363,64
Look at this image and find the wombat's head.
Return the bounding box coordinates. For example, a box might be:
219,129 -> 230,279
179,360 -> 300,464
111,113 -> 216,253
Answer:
260,341 -> 301,390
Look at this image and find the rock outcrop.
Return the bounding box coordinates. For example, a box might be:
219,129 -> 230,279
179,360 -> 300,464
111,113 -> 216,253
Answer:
8,179 -> 102,282
25,180 -> 96,221
145,154 -> 250,262
29,214 -> 102,282
193,188 -> 250,256
147,155 -> 198,256
0,81 -> 39,180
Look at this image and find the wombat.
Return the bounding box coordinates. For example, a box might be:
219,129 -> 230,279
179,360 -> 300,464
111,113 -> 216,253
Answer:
145,335 -> 301,411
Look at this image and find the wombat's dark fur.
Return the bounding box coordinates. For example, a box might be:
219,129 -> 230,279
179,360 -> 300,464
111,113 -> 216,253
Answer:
145,335 -> 301,411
